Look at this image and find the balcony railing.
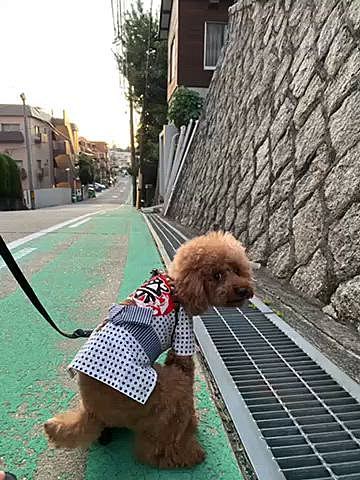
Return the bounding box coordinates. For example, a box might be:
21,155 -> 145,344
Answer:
0,131 -> 24,143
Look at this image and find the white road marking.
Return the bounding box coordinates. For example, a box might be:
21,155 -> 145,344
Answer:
112,195 -> 119,198
0,247 -> 37,270
68,218 -> 92,228
7,211 -> 104,251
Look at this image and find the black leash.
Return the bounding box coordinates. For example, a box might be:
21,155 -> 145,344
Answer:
0,235 -> 92,339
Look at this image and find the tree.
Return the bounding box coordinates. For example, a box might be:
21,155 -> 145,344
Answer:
114,0 -> 167,204
168,87 -> 204,129
0,154 -> 22,199
78,153 -> 95,185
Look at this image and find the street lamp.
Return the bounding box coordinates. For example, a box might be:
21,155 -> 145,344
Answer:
20,92 -> 35,209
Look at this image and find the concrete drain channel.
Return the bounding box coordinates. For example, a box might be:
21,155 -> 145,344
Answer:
144,213 -> 360,480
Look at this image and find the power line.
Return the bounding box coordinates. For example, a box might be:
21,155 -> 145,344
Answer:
110,0 -> 117,38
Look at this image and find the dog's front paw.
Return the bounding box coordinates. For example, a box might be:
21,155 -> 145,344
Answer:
44,417 -> 63,447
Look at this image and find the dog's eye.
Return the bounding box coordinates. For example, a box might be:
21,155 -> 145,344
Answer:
213,272 -> 222,281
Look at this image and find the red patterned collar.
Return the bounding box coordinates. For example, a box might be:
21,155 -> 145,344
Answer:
128,273 -> 177,316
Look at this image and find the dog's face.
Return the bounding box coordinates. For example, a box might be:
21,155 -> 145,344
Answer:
168,231 -> 254,315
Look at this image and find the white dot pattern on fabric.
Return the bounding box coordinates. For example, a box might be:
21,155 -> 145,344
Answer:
173,309 -> 195,356
68,305 -> 195,404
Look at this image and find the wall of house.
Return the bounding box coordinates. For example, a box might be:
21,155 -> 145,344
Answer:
178,0 -> 233,89
168,0 -> 179,99
0,115 -> 53,190
169,0 -> 360,328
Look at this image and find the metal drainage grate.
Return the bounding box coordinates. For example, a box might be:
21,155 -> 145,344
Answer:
145,213 -> 360,480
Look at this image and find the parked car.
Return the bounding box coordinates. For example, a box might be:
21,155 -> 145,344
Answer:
94,183 -> 103,192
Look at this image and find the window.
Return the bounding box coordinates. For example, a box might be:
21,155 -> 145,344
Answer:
34,125 -> 40,136
169,37 -> 176,82
204,22 -> 228,70
1,123 -> 20,132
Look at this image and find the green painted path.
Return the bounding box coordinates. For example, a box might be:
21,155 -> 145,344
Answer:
0,206 -> 243,480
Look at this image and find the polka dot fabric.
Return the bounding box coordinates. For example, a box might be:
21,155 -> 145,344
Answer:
68,304 -> 195,404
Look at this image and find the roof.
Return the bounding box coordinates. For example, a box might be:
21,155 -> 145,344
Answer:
0,104 -> 52,123
159,0 -> 173,39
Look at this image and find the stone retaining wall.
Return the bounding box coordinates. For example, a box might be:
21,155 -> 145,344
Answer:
169,0 -> 360,327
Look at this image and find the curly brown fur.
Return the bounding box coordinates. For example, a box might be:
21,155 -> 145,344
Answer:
45,364 -> 204,468
45,231 -> 253,469
169,231 -> 254,315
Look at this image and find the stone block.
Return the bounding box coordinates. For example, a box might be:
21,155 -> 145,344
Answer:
273,1 -> 284,33
294,144 -> 329,210
267,242 -> 293,279
293,191 -> 323,265
275,16 -> 288,58
224,199 -> 236,231
273,73 -> 289,113
269,201 -> 290,251
348,1 -> 360,30
270,166 -> 294,210
317,3 -> 343,58
313,0 -> 338,29
270,98 -> 295,148
290,7 -> 312,49
256,138 -> 269,175
291,50 -> 317,98
255,111 -> 271,148
331,275 -> 360,327
251,163 -> 270,207
329,203 -> 360,281
294,75 -> 324,128
272,127 -> 293,178
329,91 -> 360,159
295,105 -> 325,171
233,200 -> 249,235
325,26 -> 355,77
289,2 -> 307,28
274,54 -> 292,91
325,142 -> 360,215
291,250 -> 328,301
324,48 -> 360,115
248,232 -> 268,264
290,26 -> 316,76
248,196 -> 268,243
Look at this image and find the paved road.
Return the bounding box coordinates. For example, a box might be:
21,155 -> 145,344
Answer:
0,177 -> 132,243
0,192 -> 241,480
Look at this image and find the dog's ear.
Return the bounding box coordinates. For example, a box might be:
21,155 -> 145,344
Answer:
175,270 -> 209,315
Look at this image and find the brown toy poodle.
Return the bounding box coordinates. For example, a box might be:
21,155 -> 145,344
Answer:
44,231 -> 253,469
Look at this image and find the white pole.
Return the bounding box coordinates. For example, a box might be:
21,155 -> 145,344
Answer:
20,93 -> 35,209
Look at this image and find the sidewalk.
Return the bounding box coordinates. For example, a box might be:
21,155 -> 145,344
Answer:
0,206 -> 242,480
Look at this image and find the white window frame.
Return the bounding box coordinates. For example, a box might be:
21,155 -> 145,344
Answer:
203,21 -> 228,71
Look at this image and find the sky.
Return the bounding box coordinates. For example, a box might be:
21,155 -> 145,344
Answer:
0,0 -> 161,148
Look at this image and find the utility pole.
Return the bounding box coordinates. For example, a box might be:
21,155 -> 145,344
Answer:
136,0 -> 153,210
20,92 -> 35,210
129,88 -> 137,207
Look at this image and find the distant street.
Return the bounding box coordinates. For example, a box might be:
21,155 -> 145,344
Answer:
1,177 -> 131,244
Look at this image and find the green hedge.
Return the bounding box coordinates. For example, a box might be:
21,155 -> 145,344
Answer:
0,154 -> 23,199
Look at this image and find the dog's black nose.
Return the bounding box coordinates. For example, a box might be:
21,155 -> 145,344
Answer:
234,287 -> 252,299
